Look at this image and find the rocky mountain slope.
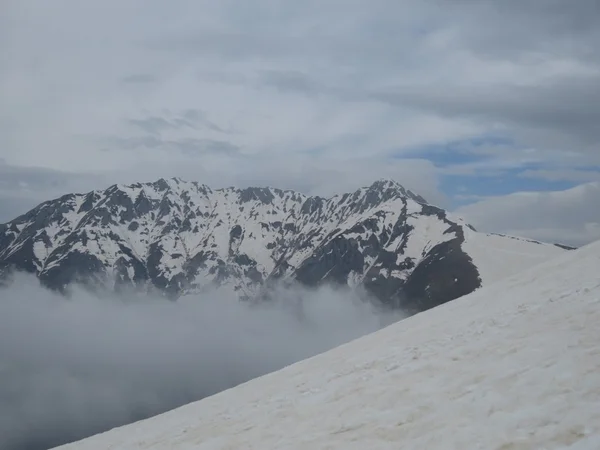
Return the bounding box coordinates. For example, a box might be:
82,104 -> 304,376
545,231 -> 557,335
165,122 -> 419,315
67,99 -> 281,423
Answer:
0,178 -> 569,312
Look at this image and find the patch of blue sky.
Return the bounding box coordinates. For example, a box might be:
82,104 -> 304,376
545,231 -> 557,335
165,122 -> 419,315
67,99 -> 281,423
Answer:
393,135 -> 600,207
569,164 -> 600,172
441,169 -> 576,207
396,134 -> 514,168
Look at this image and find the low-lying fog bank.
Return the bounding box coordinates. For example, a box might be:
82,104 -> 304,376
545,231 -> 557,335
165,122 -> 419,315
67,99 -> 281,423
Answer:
0,275 -> 405,450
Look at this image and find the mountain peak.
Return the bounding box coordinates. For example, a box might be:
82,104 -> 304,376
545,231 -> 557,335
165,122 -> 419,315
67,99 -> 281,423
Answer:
369,178 -> 401,189
366,179 -> 428,204
0,178 -> 566,310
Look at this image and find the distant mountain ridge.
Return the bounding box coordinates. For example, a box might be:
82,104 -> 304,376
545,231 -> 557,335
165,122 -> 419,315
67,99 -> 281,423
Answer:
0,178 -> 569,313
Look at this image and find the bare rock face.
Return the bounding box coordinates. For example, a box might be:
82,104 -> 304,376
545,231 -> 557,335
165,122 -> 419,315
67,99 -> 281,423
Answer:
0,178 -> 569,313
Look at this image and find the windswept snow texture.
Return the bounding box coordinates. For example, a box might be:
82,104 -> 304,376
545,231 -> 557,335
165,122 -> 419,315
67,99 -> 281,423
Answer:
55,240 -> 600,450
0,178 -> 567,312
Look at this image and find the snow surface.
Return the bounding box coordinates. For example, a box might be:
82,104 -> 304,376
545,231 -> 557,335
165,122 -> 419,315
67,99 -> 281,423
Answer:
55,240 -> 600,450
462,227 -> 565,285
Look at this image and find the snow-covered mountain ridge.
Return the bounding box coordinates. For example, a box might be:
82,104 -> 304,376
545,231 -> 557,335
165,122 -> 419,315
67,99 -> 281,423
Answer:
54,239 -> 600,449
0,178 -> 568,312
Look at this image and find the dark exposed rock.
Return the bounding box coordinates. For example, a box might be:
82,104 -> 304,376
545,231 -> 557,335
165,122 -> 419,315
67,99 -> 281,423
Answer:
234,254 -> 255,266
78,192 -> 96,213
402,237 -> 481,314
554,243 -> 577,250
295,236 -> 365,286
134,192 -> 154,215
420,204 -> 446,219
300,197 -> 324,215
231,225 -> 243,239
39,251 -> 106,293
245,266 -> 263,283
407,189 -> 427,204
184,251 -> 209,279
0,238 -> 39,275
240,187 -> 275,204
153,178 -> 171,192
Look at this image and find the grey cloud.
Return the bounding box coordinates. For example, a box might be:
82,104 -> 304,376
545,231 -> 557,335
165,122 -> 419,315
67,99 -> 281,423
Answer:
0,162 -> 106,197
140,3 -> 445,71
121,74 -> 157,84
173,138 -> 240,156
0,195 -> 41,223
128,117 -> 177,135
0,277 -> 402,450
258,70 -> 325,96
104,135 -> 240,156
181,109 -> 203,122
145,0 -> 600,69
372,76 -> 600,152
254,66 -> 600,155
105,135 -> 163,150
519,168 -> 600,183
0,163 -> 108,223
113,109 -> 235,155
433,0 -> 600,59
0,163 -> 75,192
181,109 -> 226,133
127,110 -> 226,135
456,182 -> 600,247
146,30 -> 296,60
3,0 -> 600,227
215,68 -> 344,100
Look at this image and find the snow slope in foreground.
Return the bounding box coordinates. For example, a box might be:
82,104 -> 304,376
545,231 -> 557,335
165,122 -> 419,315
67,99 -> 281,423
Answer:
461,227 -> 568,285
56,241 -> 600,450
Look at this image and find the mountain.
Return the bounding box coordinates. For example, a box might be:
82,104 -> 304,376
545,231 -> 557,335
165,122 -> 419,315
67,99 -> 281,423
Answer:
0,178 -> 569,312
53,240 -> 600,450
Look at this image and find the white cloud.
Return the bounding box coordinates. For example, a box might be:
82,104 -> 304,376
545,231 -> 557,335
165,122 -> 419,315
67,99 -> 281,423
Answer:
455,182 -> 600,247
519,168 -> 600,183
2,0 -> 599,233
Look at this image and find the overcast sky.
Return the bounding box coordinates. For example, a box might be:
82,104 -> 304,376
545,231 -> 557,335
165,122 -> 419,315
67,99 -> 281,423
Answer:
2,0 -> 599,246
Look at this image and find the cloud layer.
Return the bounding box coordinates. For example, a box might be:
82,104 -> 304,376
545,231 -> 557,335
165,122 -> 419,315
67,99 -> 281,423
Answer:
1,1 -> 599,239
456,182 -> 600,247
0,275 -> 403,450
